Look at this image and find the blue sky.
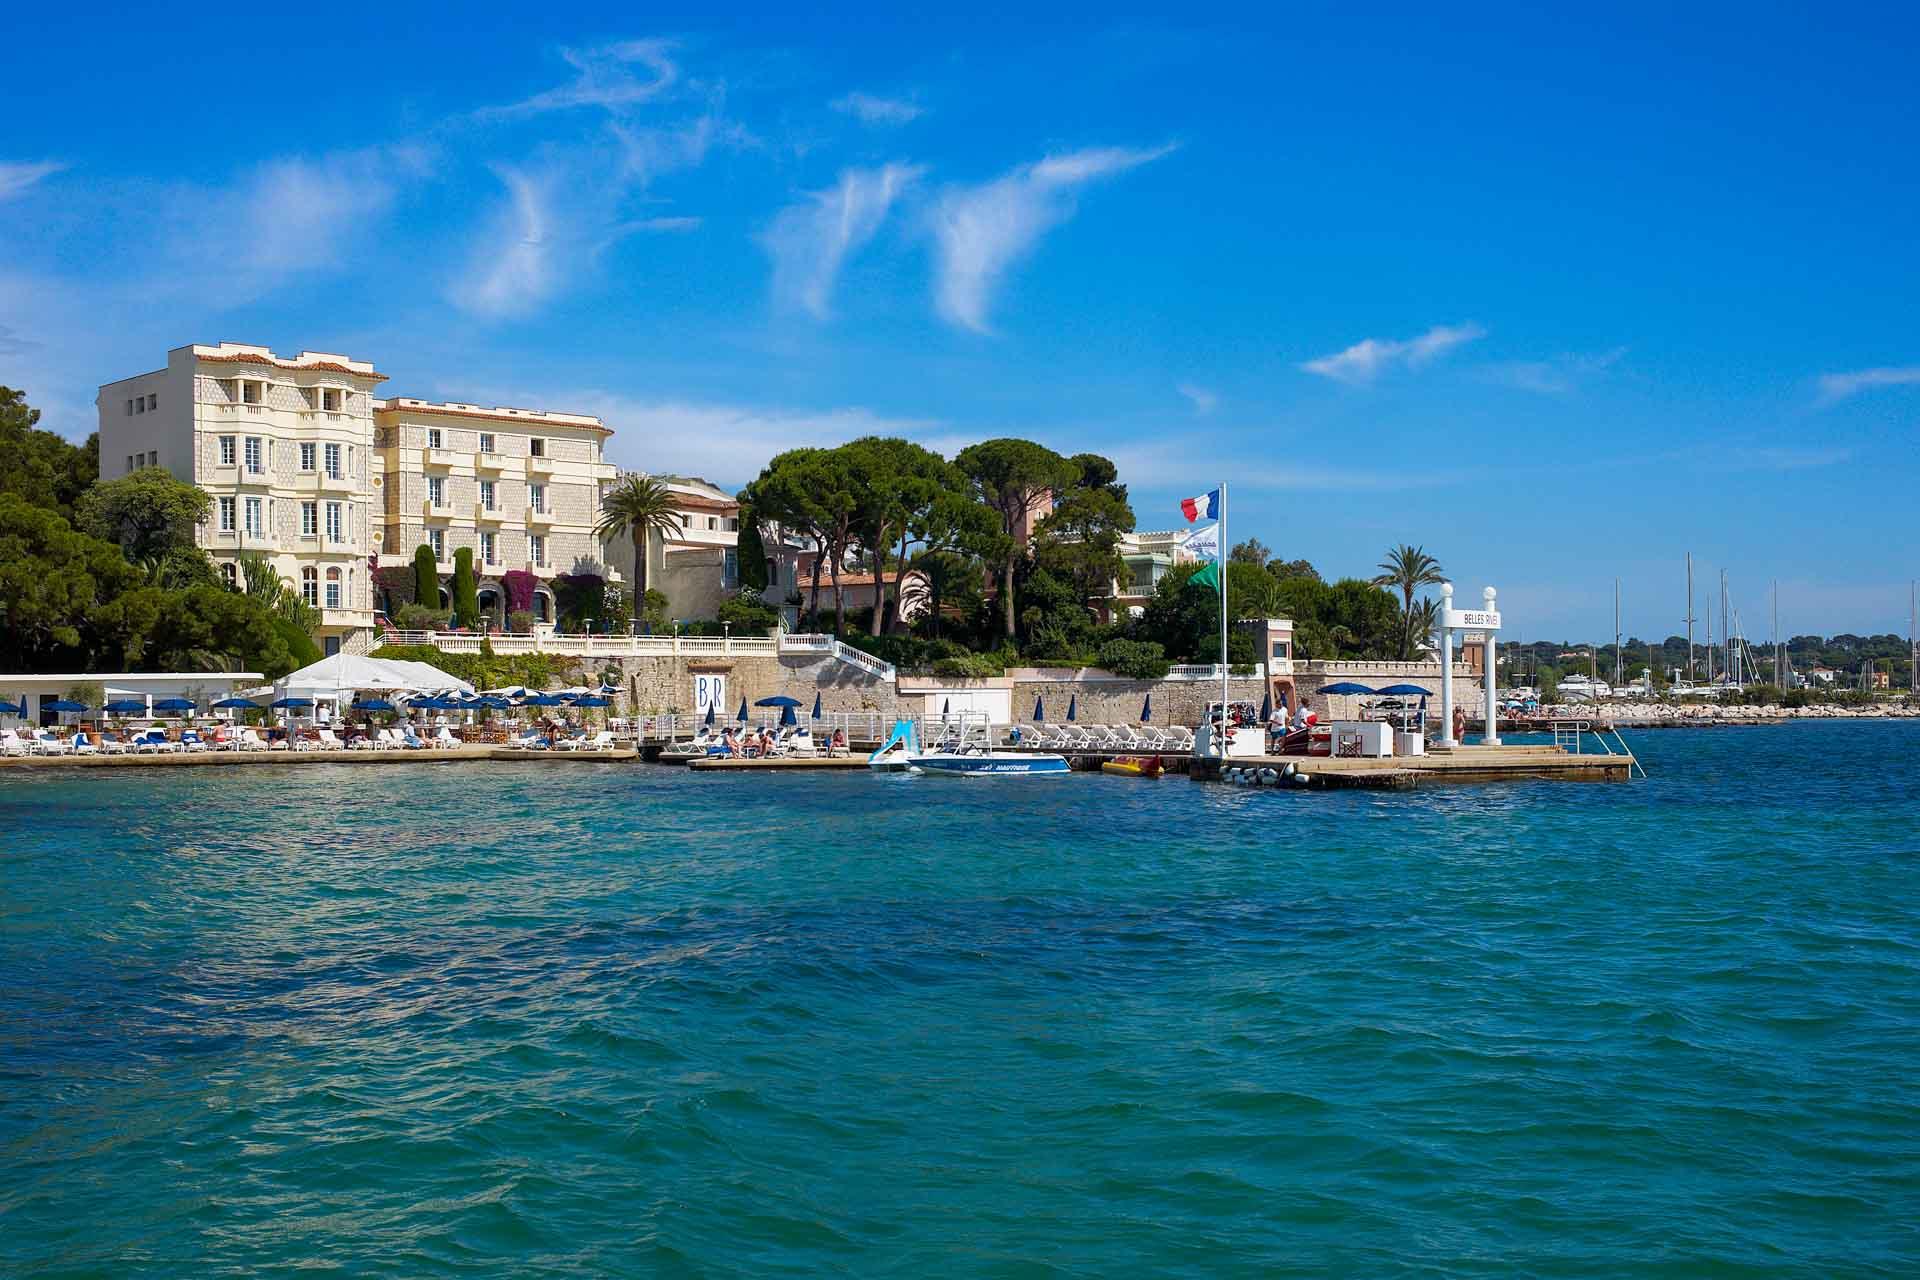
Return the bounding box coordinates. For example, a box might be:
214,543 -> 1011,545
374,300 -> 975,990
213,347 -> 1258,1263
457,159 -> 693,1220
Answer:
3,5 -> 1917,642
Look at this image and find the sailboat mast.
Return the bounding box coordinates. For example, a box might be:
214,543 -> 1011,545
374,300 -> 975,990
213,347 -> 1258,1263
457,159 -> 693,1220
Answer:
1685,553 -> 1696,683
1614,578 -> 1622,688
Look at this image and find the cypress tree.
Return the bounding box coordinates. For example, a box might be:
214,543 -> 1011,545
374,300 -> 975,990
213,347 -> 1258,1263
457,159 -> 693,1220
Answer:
413,544 -> 438,614
736,505 -> 770,592
452,547 -> 479,629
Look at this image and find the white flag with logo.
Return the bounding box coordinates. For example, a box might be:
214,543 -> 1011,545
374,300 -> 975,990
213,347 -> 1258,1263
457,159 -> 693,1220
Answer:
1179,523 -> 1220,561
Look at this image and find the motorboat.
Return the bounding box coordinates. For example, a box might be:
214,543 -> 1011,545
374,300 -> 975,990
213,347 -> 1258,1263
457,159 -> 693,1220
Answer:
1555,675 -> 1612,702
868,719 -> 920,771
905,722 -> 1069,776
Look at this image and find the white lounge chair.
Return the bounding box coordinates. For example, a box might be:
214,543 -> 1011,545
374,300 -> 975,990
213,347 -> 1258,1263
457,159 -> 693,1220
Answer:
179,729 -> 211,753
70,731 -> 100,756
0,729 -> 29,756
34,731 -> 72,756
432,727 -> 459,749
579,730 -> 615,752
317,728 -> 345,750
238,728 -> 269,752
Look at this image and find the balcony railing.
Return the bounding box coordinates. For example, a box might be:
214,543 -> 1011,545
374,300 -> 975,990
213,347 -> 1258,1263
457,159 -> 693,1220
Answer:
476,452 -> 511,472
423,499 -> 453,519
423,448 -> 456,469
527,454 -> 556,474
474,503 -> 504,524
376,630 -> 783,658
526,505 -> 554,525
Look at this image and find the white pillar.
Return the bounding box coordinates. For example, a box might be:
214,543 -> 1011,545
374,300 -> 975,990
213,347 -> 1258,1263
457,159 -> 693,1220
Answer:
1437,582 -> 1456,747
1482,586 -> 1501,747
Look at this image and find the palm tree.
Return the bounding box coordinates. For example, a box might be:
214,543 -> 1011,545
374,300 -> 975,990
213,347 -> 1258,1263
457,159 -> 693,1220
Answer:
596,474 -> 683,605
1372,544 -> 1445,660
1408,596 -> 1442,658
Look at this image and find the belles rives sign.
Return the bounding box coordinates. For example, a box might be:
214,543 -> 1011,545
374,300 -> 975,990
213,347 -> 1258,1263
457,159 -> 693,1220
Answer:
1444,609 -> 1502,631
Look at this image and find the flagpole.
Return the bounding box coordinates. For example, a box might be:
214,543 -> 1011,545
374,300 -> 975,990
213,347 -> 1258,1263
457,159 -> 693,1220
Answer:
1218,481 -> 1229,754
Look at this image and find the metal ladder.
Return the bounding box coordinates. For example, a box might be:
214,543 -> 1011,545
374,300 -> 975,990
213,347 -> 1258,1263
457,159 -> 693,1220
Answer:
1552,718 -> 1646,779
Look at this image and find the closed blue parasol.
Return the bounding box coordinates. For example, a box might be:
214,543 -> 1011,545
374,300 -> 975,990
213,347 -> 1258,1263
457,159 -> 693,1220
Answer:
941,698 -> 950,715
152,697 -> 196,713
1259,691 -> 1272,722
213,697 -> 260,709
1375,683 -> 1431,696
1066,694 -> 1077,722
755,695 -> 803,708
44,699 -> 88,713
811,692 -> 822,720
704,703 -> 716,727
1033,695 -> 1045,721
735,697 -> 748,722
103,699 -> 149,714
1319,682 -> 1377,695
1140,692 -> 1152,722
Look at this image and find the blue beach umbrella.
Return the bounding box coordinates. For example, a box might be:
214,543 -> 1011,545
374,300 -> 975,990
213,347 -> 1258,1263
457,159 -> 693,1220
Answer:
354,698 -> 396,712
811,692 -> 822,720
779,704 -> 798,728
153,697 -> 196,713
1066,694 -> 1077,722
270,697 -> 313,709
1140,692 -> 1152,722
44,699 -> 88,713
1033,695 -> 1045,721
1259,691 -> 1271,722
0,700 -> 23,715
574,695 -> 611,708
703,703 -> 716,727
735,697 -> 748,723
941,698 -> 950,716
1376,684 -> 1431,696
103,699 -> 148,715
213,697 -> 259,710
522,693 -> 565,707
755,695 -> 803,708
1319,682 -> 1377,696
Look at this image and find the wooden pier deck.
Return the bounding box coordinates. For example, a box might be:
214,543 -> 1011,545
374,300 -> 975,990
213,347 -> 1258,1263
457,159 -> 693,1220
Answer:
687,755 -> 869,771
0,745 -> 637,770
1201,743 -> 1633,785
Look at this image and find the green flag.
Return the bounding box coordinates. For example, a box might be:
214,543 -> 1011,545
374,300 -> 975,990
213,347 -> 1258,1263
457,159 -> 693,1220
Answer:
1191,561 -> 1220,591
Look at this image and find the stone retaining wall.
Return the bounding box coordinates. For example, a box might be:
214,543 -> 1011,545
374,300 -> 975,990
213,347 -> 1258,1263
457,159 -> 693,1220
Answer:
612,653 -> 900,719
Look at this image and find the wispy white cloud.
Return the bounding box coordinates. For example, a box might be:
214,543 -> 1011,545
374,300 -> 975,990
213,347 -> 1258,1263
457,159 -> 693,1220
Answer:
1106,441 -> 1463,494
1177,383 -> 1218,414
1484,346 -> 1625,395
156,145 -> 430,299
1301,322 -> 1487,385
482,39 -> 680,118
1817,365 -> 1920,404
930,143 -> 1177,333
831,91 -> 923,126
763,164 -> 923,318
452,166 -> 561,319
0,161 -> 65,202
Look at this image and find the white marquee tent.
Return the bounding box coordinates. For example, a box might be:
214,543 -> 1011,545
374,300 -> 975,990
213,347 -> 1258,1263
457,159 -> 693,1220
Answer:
265,654 -> 474,705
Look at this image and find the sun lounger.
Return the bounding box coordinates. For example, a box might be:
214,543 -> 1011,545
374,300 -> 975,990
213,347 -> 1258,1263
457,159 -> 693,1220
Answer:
179,729 -> 210,752
317,728 -> 345,750
34,731 -> 73,755
238,728 -> 269,751
0,729 -> 29,756
70,732 -> 100,756
401,728 -> 427,749
433,727 -> 458,749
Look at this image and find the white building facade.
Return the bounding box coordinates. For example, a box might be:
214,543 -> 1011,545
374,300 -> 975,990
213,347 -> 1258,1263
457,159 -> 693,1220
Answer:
97,343 -> 385,653
372,398 -> 618,625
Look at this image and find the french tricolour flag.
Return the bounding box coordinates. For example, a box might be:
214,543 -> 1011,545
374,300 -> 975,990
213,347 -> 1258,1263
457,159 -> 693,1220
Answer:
1179,489 -> 1219,522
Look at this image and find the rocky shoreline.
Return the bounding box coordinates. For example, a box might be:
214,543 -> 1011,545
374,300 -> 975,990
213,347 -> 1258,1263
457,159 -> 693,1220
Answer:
1522,702 -> 1920,729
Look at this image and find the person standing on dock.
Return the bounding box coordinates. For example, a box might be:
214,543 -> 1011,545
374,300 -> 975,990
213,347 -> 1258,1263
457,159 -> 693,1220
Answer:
1453,704 -> 1467,743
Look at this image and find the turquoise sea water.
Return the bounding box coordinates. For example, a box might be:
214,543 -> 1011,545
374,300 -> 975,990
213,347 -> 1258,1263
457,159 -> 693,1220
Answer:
3,721 -> 1917,1277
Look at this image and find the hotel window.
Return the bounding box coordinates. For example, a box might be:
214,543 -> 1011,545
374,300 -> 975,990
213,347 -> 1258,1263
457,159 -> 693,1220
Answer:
126,454 -> 135,473
529,483 -> 545,513
324,443 -> 342,479
299,442 -> 316,471
427,528 -> 445,560
479,432 -> 496,454
427,475 -> 445,507
218,496 -> 236,532
301,502 -> 318,537
241,380 -> 261,405
301,566 -> 318,606
325,502 -> 343,542
219,435 -> 236,467
244,437 -> 264,474
479,480 -> 496,511
221,561 -> 237,587
530,534 -> 547,567
126,399 -> 134,416
480,531 -> 497,565
325,568 -> 342,608
1271,640 -> 1291,660
243,497 -> 263,536
147,394 -> 157,411
427,427 -> 442,449
529,437 -> 546,457
321,388 -> 342,411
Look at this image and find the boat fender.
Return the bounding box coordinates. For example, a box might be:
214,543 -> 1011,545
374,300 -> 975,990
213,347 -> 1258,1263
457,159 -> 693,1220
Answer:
1281,762 -> 1296,779
1291,772 -> 1311,786
1258,768 -> 1278,785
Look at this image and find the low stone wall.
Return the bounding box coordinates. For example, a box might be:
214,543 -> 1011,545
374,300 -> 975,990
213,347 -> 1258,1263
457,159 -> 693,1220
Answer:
1009,674 -> 1269,726
611,653 -> 900,719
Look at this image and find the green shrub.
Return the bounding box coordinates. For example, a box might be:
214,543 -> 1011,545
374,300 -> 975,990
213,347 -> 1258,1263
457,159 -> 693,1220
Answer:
393,602 -> 443,631
718,590 -> 781,633
1096,638 -> 1170,679
932,652 -> 1007,679
507,609 -> 535,635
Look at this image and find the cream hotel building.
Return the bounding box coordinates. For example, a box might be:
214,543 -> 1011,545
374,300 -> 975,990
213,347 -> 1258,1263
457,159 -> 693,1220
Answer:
98,343 -> 620,654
